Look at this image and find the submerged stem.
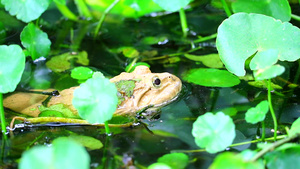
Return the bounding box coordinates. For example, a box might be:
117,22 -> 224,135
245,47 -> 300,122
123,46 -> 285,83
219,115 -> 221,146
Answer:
220,0 -> 232,17
0,93 -> 7,139
261,121 -> 265,141
179,8 -> 188,37
267,79 -> 278,140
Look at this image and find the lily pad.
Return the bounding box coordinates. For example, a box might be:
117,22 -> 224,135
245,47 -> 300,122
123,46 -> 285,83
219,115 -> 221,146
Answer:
152,0 -> 193,12
0,45 -> 25,93
19,137 -> 90,169
71,67 -> 94,81
245,100 -> 269,124
20,23 -> 51,60
72,76 -> 118,124
1,0 -> 51,23
192,112 -> 236,153
216,13 -> 300,76
232,0 -> 291,22
182,68 -> 240,87
157,153 -> 189,169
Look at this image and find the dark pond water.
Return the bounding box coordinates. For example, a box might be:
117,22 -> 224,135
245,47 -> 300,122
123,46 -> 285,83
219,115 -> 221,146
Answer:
1,1 -> 300,169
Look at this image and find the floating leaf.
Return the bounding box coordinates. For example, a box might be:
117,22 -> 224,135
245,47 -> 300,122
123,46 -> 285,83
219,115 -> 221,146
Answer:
68,134 -> 103,150
288,117 -> 300,137
232,0 -> 291,22
157,153 -> 189,169
1,0 -> 51,22
72,76 -> 118,124
216,13 -> 300,76
20,23 -> 51,60
152,0 -> 193,12
182,68 -> 240,87
253,64 -> 285,80
71,67 -> 94,80
184,53 -> 223,68
19,137 -> 90,169
148,163 -> 172,169
46,51 -> 89,72
0,45 -> 25,93
245,100 -> 269,124
39,104 -> 80,119
210,152 -> 264,169
192,112 -> 235,153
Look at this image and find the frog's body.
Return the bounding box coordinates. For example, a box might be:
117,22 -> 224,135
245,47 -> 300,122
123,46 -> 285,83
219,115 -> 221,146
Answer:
4,66 -> 182,118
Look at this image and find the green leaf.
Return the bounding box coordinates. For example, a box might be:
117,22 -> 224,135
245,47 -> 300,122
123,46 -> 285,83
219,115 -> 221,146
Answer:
125,62 -> 150,73
141,36 -> 168,45
232,0 -> 291,22
0,45 -> 25,93
192,112 -> 236,153
210,152 -> 264,169
216,13 -> 300,76
20,23 -> 51,60
19,137 -> 90,169
68,134 -> 103,150
245,100 -> 269,124
72,76 -> 118,124
253,64 -> 285,80
152,0 -> 193,12
288,117 -> 300,136
157,153 -> 189,169
182,68 -> 240,87
85,0 -> 163,18
46,51 -> 89,72
122,47 -> 139,58
148,163 -> 172,169
39,104 -> 80,119
184,53 -> 223,68
71,67 -> 94,80
1,0 -> 51,22
249,49 -> 279,70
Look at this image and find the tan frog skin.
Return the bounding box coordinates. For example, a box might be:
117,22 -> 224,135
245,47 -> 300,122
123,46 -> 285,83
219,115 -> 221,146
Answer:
4,66 -> 182,117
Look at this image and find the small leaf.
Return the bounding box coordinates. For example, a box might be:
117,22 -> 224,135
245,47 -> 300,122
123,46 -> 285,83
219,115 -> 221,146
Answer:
19,146 -> 53,169
71,67 -> 94,80
125,62 -> 150,73
245,100 -> 269,124
182,68 -> 240,87
68,134 -> 103,150
253,64 -> 285,80
72,76 -> 118,124
157,153 -> 189,169
148,163 -> 172,169
288,117 -> 300,136
192,112 -> 236,153
1,0 -> 51,22
184,53 -> 223,68
39,104 -> 80,119
122,47 -> 139,58
0,45 -> 25,93
20,23 -> 51,60
152,0 -> 193,12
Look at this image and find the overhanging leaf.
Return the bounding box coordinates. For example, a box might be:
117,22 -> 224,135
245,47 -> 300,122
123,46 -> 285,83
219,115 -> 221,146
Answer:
152,0 -> 193,12
216,13 -> 300,76
245,100 -> 269,124
1,0 -> 51,23
253,64 -> 285,80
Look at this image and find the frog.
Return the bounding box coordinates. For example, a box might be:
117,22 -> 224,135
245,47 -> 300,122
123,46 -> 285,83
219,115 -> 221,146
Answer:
4,66 -> 182,120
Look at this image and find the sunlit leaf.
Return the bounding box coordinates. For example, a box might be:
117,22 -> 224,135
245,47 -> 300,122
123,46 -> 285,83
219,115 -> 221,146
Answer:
71,67 -> 94,80
245,100 -> 269,124
232,0 -> 291,22
184,53 -> 223,68
148,163 -> 172,169
122,47 -> 139,58
152,0 -> 193,12
19,137 -> 90,169
20,23 -> 51,60
157,153 -> 189,169
249,49 -> 279,70
72,76 -> 118,124
1,0 -> 51,22
182,68 -> 240,87
253,64 -> 285,80
216,13 -> 300,76
0,45 -> 25,93
192,112 -> 235,153
210,152 -> 264,169
288,117 -> 300,136
39,104 -> 80,119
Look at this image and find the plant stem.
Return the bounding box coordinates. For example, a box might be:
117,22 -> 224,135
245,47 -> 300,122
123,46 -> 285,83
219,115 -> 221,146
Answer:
0,93 -> 7,139
94,0 -> 120,38
250,134 -> 299,162
54,1 -> 78,21
179,8 -> 188,37
267,79 -> 278,140
291,14 -> 300,22
261,121 -> 265,141
193,33 -> 217,43
220,0 -> 232,17
293,60 -> 300,84
74,0 -> 92,18
104,121 -> 111,135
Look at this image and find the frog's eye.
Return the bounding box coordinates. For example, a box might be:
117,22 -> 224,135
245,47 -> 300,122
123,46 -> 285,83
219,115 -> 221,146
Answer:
152,76 -> 161,87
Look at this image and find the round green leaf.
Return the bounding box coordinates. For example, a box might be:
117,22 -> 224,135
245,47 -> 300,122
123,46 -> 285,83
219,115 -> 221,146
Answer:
288,117 -> 300,137
253,64 -> 285,80
245,100 -> 269,124
71,67 -> 94,80
232,0 -> 291,22
19,146 -> 53,169
182,68 -> 240,87
1,0 -> 51,23
20,23 -> 51,60
216,13 -> 300,76
148,163 -> 172,169
152,0 -> 193,12
0,45 -> 25,93
72,76 -> 118,124
192,112 -> 236,153
157,153 -> 189,169
184,53 -> 224,68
